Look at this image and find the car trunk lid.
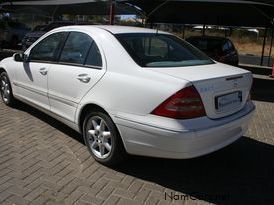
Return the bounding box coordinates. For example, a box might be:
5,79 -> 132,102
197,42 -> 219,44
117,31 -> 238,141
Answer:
147,62 -> 252,119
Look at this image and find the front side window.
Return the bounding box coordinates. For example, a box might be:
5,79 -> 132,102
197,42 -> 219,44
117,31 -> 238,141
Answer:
116,33 -> 214,67
29,32 -> 65,62
59,32 -> 93,65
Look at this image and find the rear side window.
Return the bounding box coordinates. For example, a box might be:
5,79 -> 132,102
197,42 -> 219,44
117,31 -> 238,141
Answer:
29,32 -> 65,62
85,42 -> 102,67
59,32 -> 92,65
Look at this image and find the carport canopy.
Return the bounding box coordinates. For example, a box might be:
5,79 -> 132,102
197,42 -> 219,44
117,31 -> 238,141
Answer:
120,0 -> 274,28
0,0 -> 135,16
1,0 -> 274,27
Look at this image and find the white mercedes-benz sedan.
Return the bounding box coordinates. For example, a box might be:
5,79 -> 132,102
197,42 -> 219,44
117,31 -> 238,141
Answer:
0,26 -> 255,165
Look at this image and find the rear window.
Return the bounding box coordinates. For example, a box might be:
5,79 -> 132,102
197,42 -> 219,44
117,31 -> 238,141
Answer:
115,33 -> 214,68
59,32 -> 92,64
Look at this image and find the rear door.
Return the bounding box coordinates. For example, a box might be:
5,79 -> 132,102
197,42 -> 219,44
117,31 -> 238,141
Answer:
48,31 -> 106,122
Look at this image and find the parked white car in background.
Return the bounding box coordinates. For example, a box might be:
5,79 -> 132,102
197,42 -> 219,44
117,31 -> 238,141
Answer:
0,26 -> 255,165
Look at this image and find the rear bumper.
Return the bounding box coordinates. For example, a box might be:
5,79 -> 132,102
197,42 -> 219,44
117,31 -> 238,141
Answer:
114,101 -> 255,159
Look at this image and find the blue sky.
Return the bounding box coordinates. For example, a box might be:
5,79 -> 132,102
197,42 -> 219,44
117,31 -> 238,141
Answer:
120,15 -> 136,20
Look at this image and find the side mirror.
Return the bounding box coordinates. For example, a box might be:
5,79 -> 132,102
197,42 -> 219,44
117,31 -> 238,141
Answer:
14,53 -> 28,62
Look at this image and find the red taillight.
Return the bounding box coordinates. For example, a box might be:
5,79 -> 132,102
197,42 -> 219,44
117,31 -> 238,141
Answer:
151,85 -> 206,119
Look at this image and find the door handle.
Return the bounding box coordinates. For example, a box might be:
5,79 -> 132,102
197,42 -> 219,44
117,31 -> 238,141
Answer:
39,68 -> 48,75
77,74 -> 91,83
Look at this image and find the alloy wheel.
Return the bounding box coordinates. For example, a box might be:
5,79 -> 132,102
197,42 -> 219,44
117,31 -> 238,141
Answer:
86,116 -> 112,159
0,75 -> 11,103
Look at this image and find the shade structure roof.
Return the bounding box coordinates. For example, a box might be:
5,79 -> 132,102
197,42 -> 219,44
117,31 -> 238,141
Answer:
0,0 -> 135,15
121,0 -> 274,27
1,0 -> 274,27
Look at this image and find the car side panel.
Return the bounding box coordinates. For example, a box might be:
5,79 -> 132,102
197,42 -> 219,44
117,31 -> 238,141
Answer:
77,70 -> 188,124
13,61 -> 50,110
48,64 -> 106,122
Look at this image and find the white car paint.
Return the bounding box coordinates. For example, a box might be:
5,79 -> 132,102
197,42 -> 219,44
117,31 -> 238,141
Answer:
0,25 -> 255,159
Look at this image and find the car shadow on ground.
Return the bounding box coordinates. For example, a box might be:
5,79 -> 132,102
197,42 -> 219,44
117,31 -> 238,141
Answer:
13,101 -> 274,205
13,101 -> 85,145
115,137 -> 274,205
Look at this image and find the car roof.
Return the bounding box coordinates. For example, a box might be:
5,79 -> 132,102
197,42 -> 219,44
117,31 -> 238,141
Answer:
55,25 -> 168,35
95,25 -> 167,34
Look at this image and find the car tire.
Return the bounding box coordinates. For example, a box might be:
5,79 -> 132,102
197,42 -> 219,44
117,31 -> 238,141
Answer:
83,110 -> 127,166
0,72 -> 16,107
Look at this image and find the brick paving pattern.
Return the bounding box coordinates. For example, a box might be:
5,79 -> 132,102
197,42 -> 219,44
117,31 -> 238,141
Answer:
0,99 -> 273,205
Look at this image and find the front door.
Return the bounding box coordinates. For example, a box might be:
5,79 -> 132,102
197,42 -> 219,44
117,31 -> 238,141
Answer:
14,32 -> 66,110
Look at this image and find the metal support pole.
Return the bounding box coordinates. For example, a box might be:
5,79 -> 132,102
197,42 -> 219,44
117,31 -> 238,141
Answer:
202,23 -> 206,36
260,28 -> 267,66
150,21 -> 153,29
51,5 -> 59,22
267,28 -> 273,67
31,14 -> 34,30
109,0 -> 115,25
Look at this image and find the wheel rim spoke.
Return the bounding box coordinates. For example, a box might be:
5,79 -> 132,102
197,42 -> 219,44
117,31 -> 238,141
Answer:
99,120 -> 105,132
104,142 -> 111,151
88,130 -> 96,137
99,144 -> 105,156
91,141 -> 98,149
1,80 -> 5,86
102,131 -> 111,139
91,120 -> 98,129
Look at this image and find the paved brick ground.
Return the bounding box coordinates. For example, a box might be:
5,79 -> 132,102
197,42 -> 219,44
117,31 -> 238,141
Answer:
0,97 -> 273,205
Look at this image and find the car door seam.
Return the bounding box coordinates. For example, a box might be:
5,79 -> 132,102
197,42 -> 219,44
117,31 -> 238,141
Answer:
48,93 -> 78,108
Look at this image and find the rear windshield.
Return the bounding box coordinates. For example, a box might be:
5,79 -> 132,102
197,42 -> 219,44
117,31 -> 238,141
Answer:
115,33 -> 214,67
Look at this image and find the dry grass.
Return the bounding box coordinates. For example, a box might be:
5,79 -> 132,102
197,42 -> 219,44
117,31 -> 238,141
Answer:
231,38 -> 274,58
233,41 -> 273,57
